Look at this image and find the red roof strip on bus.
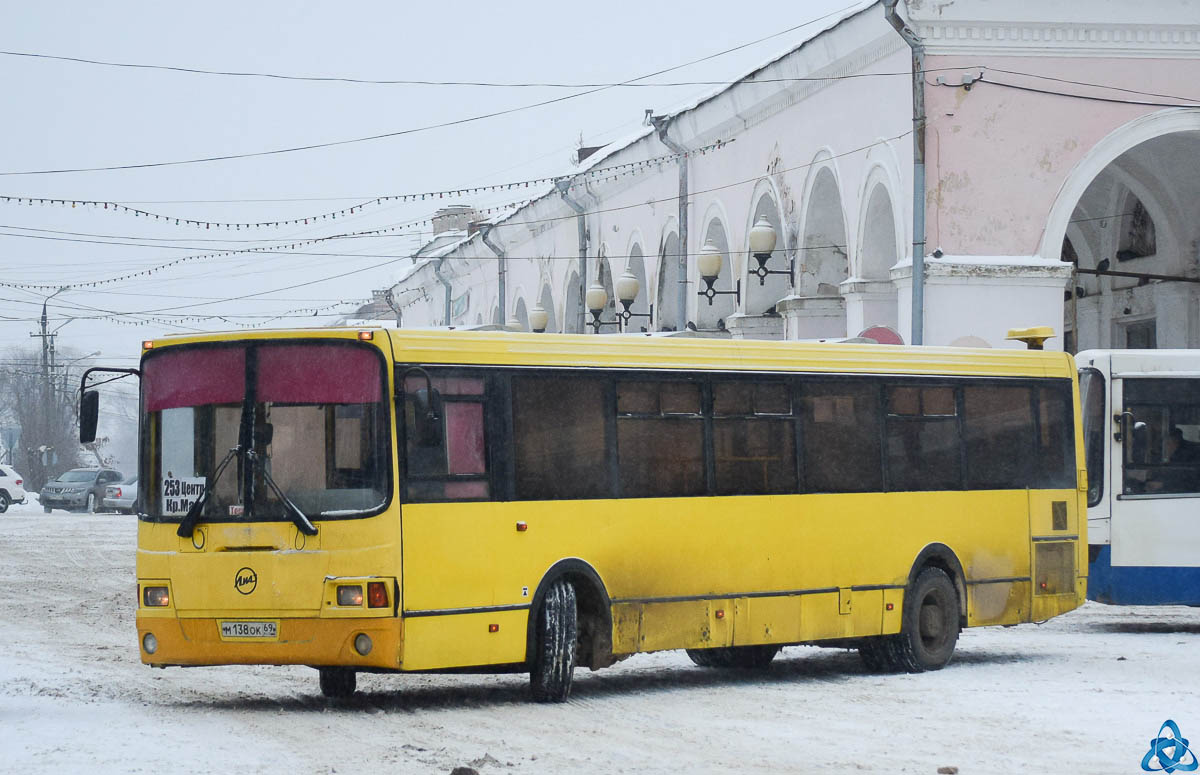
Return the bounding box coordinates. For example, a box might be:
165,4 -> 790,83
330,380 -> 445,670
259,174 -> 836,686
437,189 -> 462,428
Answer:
256,343 -> 381,404
144,346 -> 246,412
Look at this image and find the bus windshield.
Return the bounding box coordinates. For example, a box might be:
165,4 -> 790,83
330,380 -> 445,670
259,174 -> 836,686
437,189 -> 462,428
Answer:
141,341 -> 389,522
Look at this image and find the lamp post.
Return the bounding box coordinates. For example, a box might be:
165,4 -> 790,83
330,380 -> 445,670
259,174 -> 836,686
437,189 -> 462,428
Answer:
585,283 -> 620,334
697,239 -> 741,306
748,216 -> 792,286
529,304 -> 549,334
614,271 -> 653,331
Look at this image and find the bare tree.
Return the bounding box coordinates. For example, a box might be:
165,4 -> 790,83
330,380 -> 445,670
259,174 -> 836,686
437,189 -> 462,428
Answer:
0,347 -> 84,491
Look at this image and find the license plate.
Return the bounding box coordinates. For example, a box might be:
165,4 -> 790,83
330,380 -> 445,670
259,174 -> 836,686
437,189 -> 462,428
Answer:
219,620 -> 278,639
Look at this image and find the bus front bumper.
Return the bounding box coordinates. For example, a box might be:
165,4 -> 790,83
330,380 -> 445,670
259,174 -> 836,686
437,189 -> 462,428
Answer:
137,614 -> 403,670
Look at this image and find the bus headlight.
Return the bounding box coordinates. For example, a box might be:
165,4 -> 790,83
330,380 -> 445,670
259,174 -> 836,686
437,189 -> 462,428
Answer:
337,585 -> 364,606
354,633 -> 373,656
142,632 -> 158,654
143,586 -> 169,607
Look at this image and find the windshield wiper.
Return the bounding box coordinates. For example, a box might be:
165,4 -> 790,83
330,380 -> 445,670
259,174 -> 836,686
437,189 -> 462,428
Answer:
245,449 -> 318,536
176,445 -> 241,538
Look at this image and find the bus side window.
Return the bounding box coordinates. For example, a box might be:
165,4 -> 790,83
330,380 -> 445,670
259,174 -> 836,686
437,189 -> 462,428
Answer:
798,380 -> 883,493
1035,384 -> 1076,489
512,375 -> 611,500
616,380 -> 705,498
712,380 -> 797,495
403,374 -> 489,501
962,385 -> 1034,490
885,384 -> 962,492
1123,378 -> 1200,495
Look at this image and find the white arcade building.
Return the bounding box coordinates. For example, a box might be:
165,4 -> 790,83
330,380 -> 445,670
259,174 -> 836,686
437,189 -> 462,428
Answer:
383,0 -> 1200,351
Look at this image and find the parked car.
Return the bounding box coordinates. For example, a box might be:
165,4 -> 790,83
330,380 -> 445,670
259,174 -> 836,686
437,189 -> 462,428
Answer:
0,464 -> 27,513
40,468 -> 124,513
103,476 -> 138,514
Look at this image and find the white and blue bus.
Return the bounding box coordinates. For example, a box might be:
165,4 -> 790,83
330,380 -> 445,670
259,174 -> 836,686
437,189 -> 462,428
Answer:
1079,349 -> 1200,606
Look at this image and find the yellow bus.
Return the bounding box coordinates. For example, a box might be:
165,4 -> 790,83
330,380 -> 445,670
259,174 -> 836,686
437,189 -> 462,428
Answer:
80,327 -> 1087,701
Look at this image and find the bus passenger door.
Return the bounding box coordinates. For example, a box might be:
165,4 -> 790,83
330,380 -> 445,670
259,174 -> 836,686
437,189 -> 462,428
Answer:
1109,376 -> 1200,576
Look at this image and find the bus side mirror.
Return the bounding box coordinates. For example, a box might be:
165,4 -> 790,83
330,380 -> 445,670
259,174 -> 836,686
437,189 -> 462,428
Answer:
411,388 -> 444,447
80,390 -> 99,444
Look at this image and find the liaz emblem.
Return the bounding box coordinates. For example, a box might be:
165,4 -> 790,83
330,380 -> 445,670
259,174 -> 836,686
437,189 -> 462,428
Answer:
234,567 -> 258,595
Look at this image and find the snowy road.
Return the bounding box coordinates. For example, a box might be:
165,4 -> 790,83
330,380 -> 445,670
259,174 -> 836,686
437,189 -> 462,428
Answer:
2,502 -> 1198,774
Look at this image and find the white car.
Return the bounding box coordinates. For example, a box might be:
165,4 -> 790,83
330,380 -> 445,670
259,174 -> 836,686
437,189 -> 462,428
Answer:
103,476 -> 138,514
0,464 -> 28,513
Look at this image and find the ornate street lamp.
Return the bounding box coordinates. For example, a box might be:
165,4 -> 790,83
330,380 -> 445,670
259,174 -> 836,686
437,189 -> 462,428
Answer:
697,239 -> 741,306
614,270 -> 653,331
585,283 -> 619,333
748,215 -> 792,285
529,304 -> 549,333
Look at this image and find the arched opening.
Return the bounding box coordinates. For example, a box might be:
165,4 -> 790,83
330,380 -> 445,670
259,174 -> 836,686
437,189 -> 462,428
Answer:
745,191 -> 790,317
564,271 -> 583,333
781,166 -> 849,339
849,181 -> 900,335
623,243 -> 650,332
596,253 -> 618,330
697,218 -> 735,330
1054,127 -> 1199,351
512,296 -> 529,331
538,283 -> 558,333
656,231 -> 682,331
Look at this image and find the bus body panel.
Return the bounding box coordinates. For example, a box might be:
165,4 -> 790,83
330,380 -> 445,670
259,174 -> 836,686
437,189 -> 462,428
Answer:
1077,348 -> 1200,606
130,328 -> 1087,682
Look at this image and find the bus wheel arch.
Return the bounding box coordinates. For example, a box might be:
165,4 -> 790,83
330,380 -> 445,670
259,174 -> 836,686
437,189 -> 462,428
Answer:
907,543 -> 967,627
526,558 -> 614,672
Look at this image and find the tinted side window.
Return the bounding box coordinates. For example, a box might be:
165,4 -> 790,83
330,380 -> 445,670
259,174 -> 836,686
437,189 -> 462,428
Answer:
1079,369 -> 1106,506
512,375 -> 611,500
963,385 -> 1034,489
799,380 -> 882,493
1036,383 -> 1076,489
712,379 -> 796,495
885,385 -> 961,492
617,380 -> 704,497
404,374 -> 489,501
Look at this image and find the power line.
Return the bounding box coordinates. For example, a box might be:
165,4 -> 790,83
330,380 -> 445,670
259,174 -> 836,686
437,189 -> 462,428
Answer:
0,4 -> 863,177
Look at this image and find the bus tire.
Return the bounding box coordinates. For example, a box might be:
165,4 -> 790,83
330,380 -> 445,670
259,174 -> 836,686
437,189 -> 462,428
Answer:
857,638 -> 891,672
685,645 -> 780,669
888,567 -> 959,673
318,667 -> 356,698
530,578 -> 577,702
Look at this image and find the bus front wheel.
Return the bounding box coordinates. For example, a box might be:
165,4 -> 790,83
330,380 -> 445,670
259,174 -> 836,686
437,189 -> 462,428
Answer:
686,645 -> 779,669
889,566 -> 959,672
318,667 -> 356,698
530,578 -> 577,702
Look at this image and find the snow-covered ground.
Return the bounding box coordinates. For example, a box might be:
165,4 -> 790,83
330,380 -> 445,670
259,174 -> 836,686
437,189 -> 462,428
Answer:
2,496 -> 1198,774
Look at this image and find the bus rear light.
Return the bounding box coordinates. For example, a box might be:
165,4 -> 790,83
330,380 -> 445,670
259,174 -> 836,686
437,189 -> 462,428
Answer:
337,585 -> 364,606
142,632 -> 158,654
354,633 -> 373,655
143,586 -> 169,607
367,582 -> 388,608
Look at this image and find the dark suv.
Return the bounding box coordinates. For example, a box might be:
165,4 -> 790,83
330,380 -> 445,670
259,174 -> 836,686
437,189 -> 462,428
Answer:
40,468 -> 124,513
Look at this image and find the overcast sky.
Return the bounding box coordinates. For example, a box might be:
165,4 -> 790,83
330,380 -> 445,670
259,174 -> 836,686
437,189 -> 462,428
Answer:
1,0 -> 858,367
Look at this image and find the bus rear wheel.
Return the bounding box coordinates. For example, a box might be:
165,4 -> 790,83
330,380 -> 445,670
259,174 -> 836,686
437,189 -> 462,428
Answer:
887,567 -> 959,672
685,645 -> 780,669
530,578 -> 577,702
318,667 -> 356,698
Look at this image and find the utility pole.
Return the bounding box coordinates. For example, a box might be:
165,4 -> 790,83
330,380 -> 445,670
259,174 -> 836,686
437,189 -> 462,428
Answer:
28,287 -> 66,486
